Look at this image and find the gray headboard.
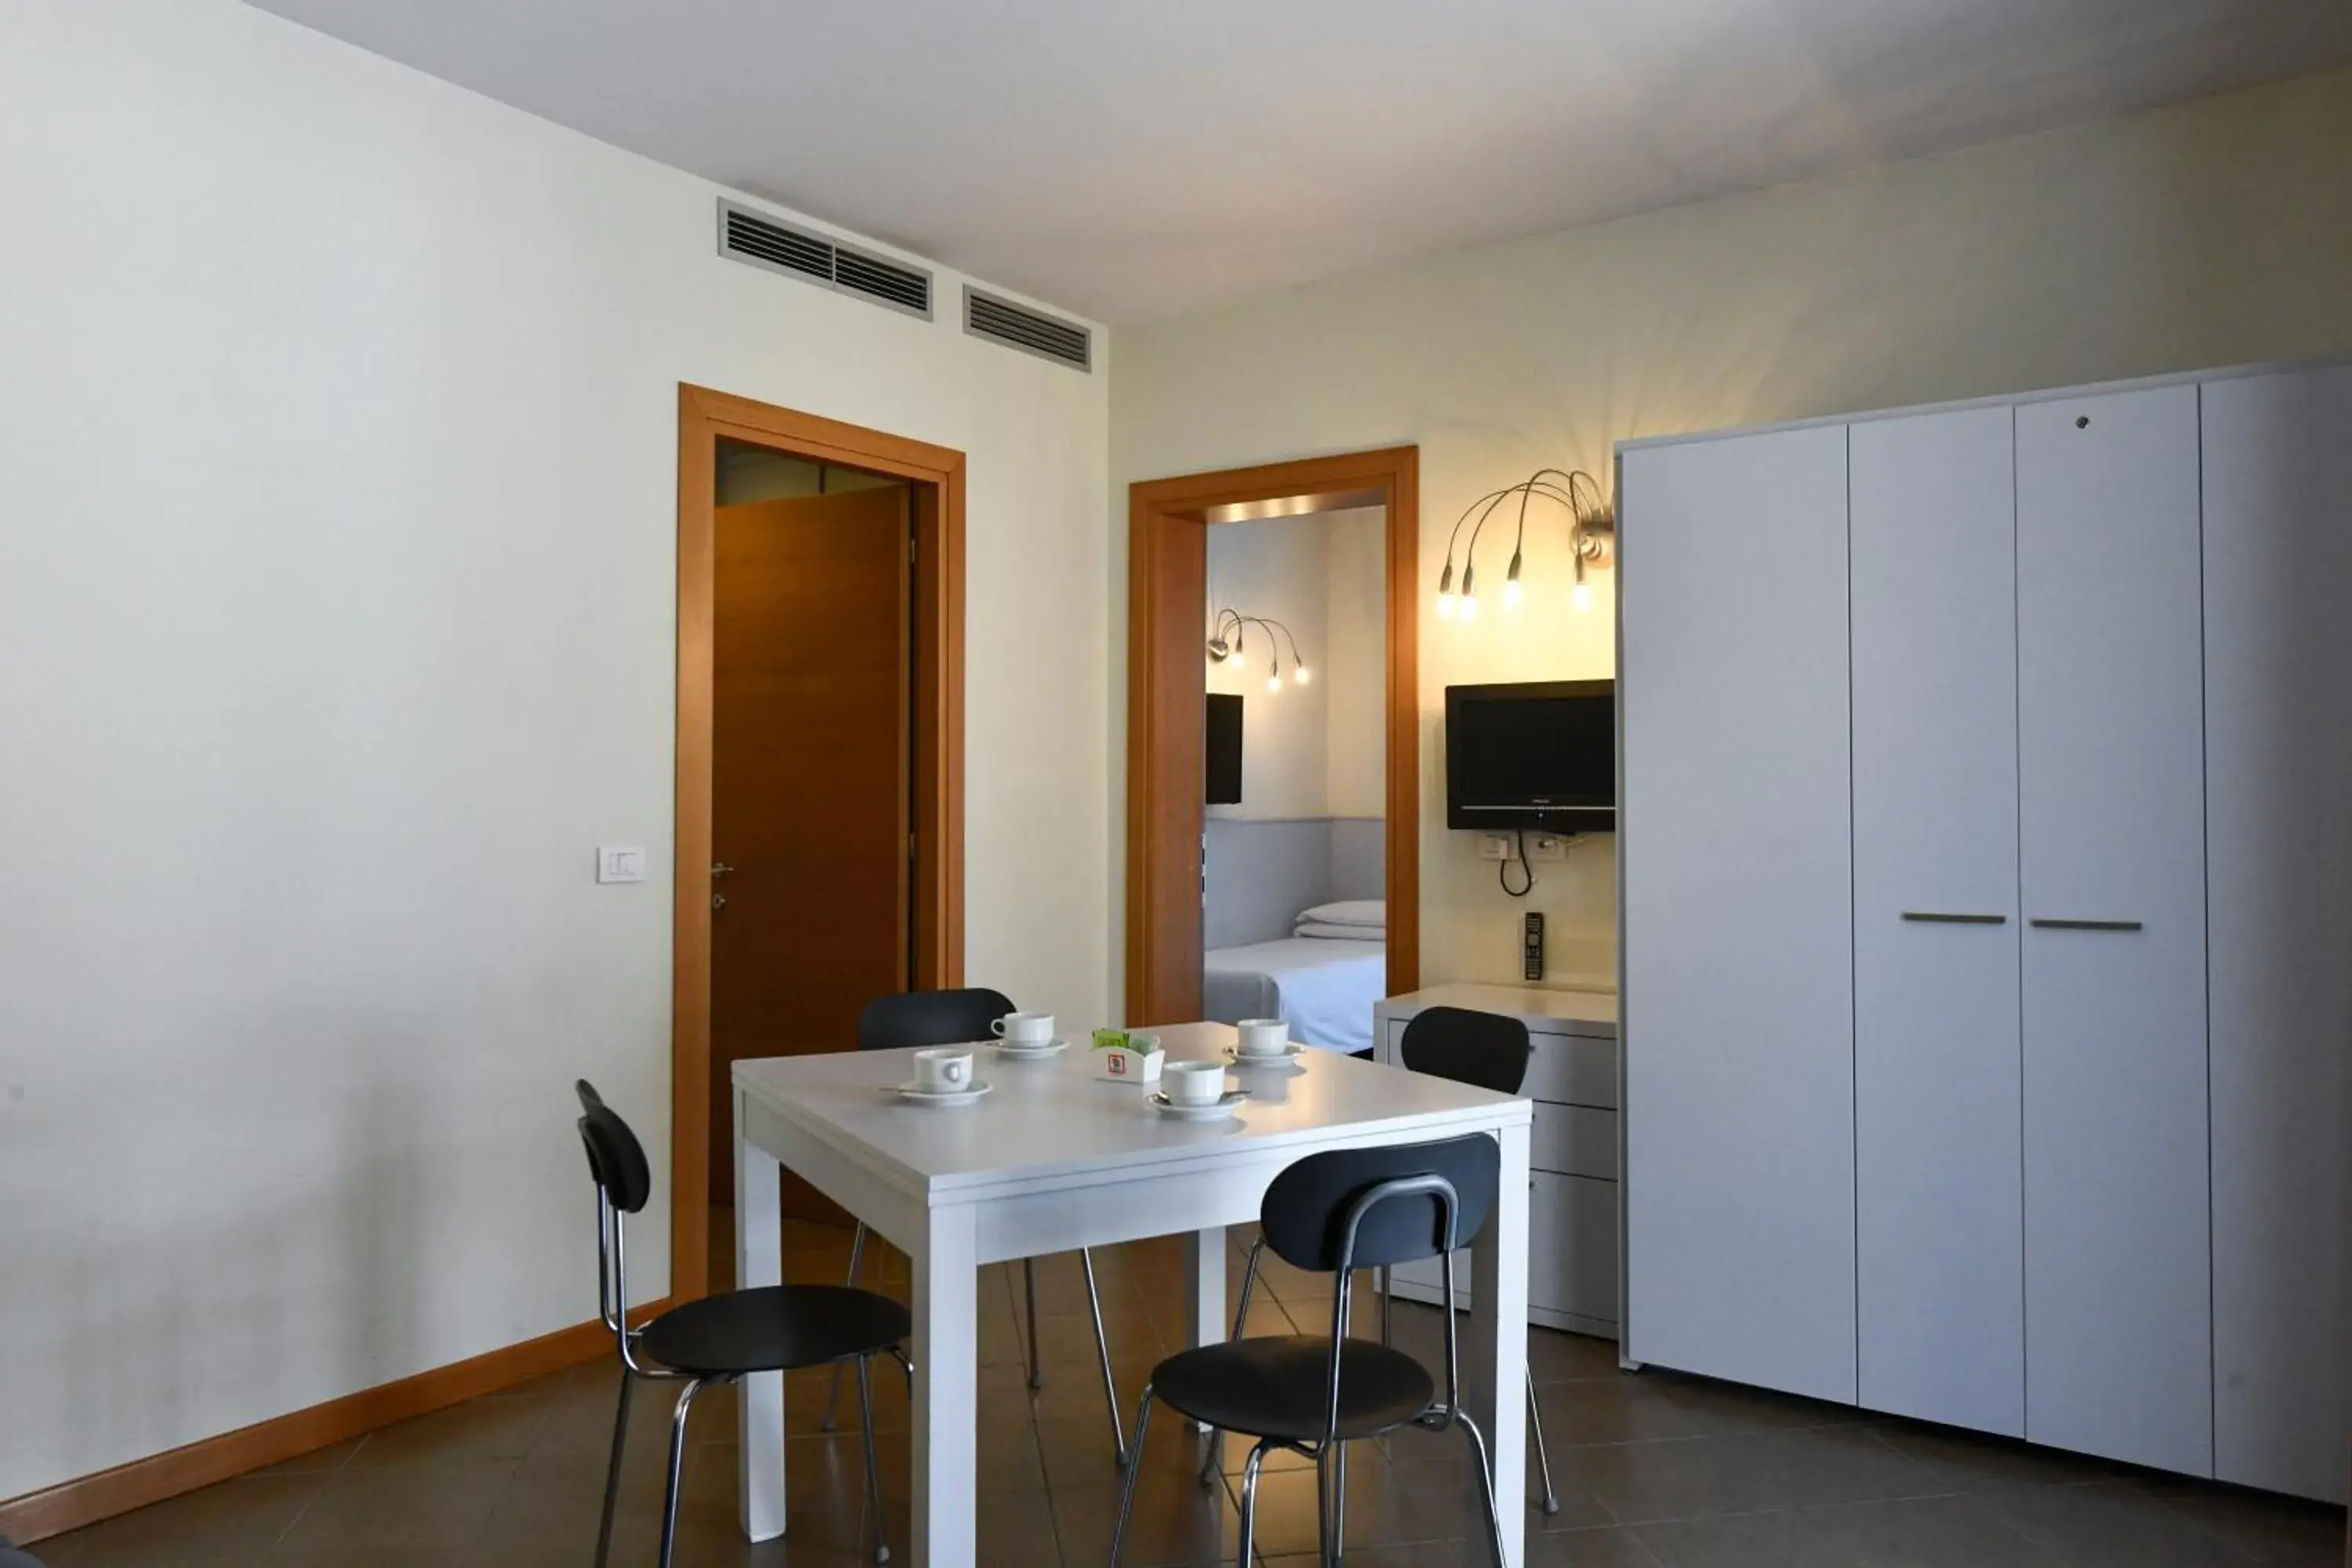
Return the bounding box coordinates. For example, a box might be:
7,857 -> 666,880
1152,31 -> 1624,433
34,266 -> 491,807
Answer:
1203,816 -> 1385,949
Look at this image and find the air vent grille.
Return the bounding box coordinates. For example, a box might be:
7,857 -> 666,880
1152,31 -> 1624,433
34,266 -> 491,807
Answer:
722,207 -> 832,281
833,247 -> 931,314
717,199 -> 931,320
964,287 -> 1092,372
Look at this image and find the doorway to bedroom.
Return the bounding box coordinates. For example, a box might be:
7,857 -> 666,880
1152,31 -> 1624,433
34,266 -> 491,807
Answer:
1202,504 -> 1389,1053
1125,448 -> 1420,1039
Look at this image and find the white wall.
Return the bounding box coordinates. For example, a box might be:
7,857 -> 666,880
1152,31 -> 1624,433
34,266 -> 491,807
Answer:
1203,506 -> 1385,823
1112,68 -> 2352,990
1321,509 -> 1386,818
1206,516 -> 1329,819
0,0 -> 1108,1501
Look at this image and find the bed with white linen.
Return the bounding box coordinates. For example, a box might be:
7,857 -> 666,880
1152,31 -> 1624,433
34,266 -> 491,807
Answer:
1202,901 -> 1386,1054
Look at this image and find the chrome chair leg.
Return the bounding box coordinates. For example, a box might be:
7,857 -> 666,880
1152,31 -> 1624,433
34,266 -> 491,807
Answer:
1080,1247 -> 1130,1465
1237,1438 -> 1270,1566
1206,1239 -> 1267,1490
1024,1256 -> 1044,1390
656,1377 -> 708,1568
1332,1439 -> 1349,1564
891,1342 -> 915,1395
593,1370 -> 633,1568
1106,1387 -> 1155,1568
1453,1410 -> 1510,1568
856,1355 -> 889,1564
822,1221 -> 872,1432
1527,1366 -> 1561,1514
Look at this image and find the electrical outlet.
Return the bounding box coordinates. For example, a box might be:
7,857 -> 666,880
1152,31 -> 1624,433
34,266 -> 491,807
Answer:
1478,834 -> 1515,862
1529,833 -> 1570,862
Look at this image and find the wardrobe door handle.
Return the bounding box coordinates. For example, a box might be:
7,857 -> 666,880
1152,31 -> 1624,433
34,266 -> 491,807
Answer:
2028,917 -> 2143,931
1900,912 -> 2009,925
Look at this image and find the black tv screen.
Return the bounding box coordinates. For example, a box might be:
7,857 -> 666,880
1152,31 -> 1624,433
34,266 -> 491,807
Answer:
1445,681 -> 1613,831
1206,693 -> 1243,805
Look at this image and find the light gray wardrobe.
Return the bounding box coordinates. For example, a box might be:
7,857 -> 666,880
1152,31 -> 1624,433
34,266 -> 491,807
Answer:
1618,361 -> 2352,1501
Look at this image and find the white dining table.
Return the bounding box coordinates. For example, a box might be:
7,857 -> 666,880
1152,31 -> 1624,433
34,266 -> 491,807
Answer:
731,1021 -> 1534,1568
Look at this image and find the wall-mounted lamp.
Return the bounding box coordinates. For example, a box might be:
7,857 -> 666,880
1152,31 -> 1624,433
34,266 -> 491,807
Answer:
1437,468 -> 1613,621
1208,608 -> 1311,692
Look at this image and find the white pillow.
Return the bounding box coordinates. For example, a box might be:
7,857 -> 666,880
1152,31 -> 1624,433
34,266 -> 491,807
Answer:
1296,899 -> 1385,929
1295,921 -> 1385,942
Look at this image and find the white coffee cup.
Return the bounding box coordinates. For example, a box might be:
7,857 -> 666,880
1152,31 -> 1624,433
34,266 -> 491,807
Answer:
991,1011 -> 1056,1045
1235,1018 -> 1289,1057
913,1047 -> 975,1093
1163,1060 -> 1228,1107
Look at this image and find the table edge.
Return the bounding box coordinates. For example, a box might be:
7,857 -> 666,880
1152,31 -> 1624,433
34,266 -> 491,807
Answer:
736,1074 -> 1532,1207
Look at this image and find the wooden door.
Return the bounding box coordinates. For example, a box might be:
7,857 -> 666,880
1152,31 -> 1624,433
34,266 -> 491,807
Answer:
1850,406 -> 2025,1436
1620,423 -> 1857,1404
712,485 -> 911,1207
2016,384 -> 2210,1475
2202,365 -> 2352,1502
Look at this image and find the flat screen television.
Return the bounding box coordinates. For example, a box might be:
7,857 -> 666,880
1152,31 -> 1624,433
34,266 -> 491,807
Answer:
1445,680 -> 1614,832
1205,693 -> 1243,806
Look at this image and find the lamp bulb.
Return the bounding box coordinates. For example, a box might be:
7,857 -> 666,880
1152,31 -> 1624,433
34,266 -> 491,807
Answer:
1293,664 -> 1312,685
1461,592 -> 1481,623
1436,592 -> 1455,620
1571,579 -> 1593,614
1266,671 -> 1281,694
1503,577 -> 1523,609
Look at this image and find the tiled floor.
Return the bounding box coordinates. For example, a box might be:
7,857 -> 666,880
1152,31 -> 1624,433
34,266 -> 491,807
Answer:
31,1218 -> 2347,1566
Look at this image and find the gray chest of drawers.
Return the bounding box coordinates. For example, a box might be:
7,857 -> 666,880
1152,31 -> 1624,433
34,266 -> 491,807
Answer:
1375,982 -> 1621,1341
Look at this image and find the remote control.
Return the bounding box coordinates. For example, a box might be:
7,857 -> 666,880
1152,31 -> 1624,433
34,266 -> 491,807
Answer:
1523,911 -> 1545,982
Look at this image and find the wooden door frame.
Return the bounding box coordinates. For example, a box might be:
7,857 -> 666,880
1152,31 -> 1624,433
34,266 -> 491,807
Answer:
673,384 -> 964,1301
1125,446 -> 1419,1025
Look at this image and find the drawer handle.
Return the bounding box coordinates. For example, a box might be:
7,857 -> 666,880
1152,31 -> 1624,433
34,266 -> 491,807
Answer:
2029,917 -> 2144,932
1900,912 -> 2008,925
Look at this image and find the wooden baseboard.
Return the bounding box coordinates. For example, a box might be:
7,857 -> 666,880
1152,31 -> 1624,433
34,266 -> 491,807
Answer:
0,1300 -> 669,1545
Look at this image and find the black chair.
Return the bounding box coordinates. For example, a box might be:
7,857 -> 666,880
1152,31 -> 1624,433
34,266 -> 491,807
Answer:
815,988 -> 1131,1467
575,1081 -> 910,1568
1109,1135 -> 1512,1567
1393,1004 -> 1563,1514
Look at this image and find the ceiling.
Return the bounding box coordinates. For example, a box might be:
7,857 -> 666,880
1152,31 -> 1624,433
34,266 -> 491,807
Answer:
245,0 -> 2352,323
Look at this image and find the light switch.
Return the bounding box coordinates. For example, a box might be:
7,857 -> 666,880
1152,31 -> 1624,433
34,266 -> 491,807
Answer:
597,847 -> 647,884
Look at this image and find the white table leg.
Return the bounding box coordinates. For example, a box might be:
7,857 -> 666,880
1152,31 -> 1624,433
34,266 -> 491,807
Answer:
1186,1225 -> 1227,1348
735,1087 -> 786,1542
1465,1122 -> 1530,1568
913,1203 -> 980,1568
1183,1225 -> 1226,1433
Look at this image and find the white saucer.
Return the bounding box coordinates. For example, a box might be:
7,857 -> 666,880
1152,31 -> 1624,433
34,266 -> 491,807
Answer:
989,1036 -> 1069,1057
1225,1043 -> 1305,1070
1148,1089 -> 1248,1120
887,1079 -> 993,1106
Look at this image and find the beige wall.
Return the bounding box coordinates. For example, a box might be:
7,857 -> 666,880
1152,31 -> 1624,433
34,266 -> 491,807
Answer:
1112,68 -> 2352,991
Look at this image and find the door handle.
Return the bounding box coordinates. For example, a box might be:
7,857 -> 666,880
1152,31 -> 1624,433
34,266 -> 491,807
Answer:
1900,912 -> 2009,925
2028,916 -> 2143,931
711,862 -> 735,878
